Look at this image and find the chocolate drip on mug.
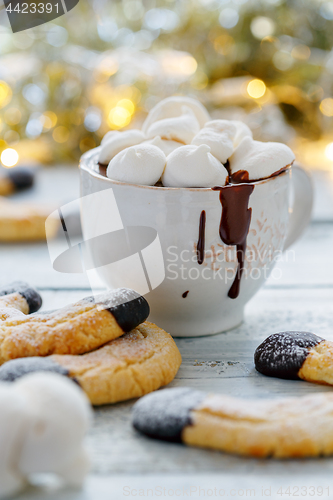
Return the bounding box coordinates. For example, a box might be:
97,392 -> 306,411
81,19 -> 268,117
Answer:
213,184 -> 254,299
197,210 -> 206,265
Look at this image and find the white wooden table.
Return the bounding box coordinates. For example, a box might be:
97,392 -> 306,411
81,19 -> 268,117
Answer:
4,167 -> 333,500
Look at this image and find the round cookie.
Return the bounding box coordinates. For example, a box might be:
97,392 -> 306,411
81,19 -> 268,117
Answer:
0,322 -> 182,405
253,331 -> 333,385
0,167 -> 35,196
0,288 -> 149,365
0,198 -> 59,242
133,387 -> 333,458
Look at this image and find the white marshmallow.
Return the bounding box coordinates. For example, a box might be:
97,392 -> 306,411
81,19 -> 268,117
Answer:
143,136 -> 182,156
101,130 -> 120,146
162,144 -> 228,188
146,107 -> 200,145
0,373 -> 92,499
191,121 -> 237,163
230,120 -> 253,147
204,119 -> 252,148
99,129 -> 145,165
229,137 -> 295,181
16,373 -> 92,485
0,386 -> 27,499
142,96 -> 210,133
107,144 -> 166,186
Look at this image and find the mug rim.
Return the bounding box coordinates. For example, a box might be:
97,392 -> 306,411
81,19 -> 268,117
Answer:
80,147 -> 291,192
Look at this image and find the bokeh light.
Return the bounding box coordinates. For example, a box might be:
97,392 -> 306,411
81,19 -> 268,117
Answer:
320,98 -> 333,117
250,17 -> 275,39
0,82 -> 12,109
108,107 -> 131,128
53,126 -> 70,143
1,148 -> 19,168
325,143 -> 333,161
247,79 -> 266,99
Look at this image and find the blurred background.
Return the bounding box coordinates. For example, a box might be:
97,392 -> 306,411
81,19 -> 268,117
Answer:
0,0 -> 332,171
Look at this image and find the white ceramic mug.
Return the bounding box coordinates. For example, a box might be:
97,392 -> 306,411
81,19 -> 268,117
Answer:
80,148 -> 313,337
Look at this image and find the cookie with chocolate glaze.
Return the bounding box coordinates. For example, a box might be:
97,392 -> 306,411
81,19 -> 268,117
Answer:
0,167 -> 34,196
0,288 -> 149,365
0,322 -> 182,405
0,281 -> 42,314
133,387 -> 333,458
254,331 -> 333,385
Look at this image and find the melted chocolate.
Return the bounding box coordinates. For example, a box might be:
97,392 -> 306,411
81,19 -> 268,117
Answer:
230,167 -> 289,184
230,170 -> 249,183
197,210 -> 206,265
213,184 -> 254,299
182,291 -> 189,298
255,331 -> 323,379
98,163 -> 107,177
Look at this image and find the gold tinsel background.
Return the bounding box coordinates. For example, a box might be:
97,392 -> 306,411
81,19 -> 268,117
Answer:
0,0 -> 332,169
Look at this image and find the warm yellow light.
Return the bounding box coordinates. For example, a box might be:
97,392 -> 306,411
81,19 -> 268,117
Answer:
291,44 -> 311,61
181,56 -> 198,75
52,126 -> 70,143
43,111 -> 57,129
117,99 -> 135,115
250,17 -> 275,40
325,142 -> 333,161
1,148 -> 19,168
247,79 -> 266,99
4,108 -> 21,126
0,81 -> 12,109
320,98 -> 333,117
107,107 -> 131,128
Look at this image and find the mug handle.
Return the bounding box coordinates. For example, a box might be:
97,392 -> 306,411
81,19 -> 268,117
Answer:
283,165 -> 314,251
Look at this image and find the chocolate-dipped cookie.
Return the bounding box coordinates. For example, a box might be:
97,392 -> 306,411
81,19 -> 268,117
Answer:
133,387 -> 333,458
0,322 -> 182,405
0,167 -> 34,196
0,281 -> 42,314
253,331 -> 333,385
0,288 -> 149,365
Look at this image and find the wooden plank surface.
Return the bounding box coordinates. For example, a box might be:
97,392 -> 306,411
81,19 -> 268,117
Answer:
3,167 -> 333,499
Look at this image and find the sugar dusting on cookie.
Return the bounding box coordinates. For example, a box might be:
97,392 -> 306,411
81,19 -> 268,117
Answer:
133,387 -> 205,442
0,357 -> 70,382
254,331 -> 323,379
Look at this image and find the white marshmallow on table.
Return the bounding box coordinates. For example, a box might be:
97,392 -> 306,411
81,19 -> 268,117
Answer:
98,129 -> 146,165
146,107 -> 200,145
229,136 -> 295,181
191,120 -> 237,164
142,96 -> 210,134
0,386 -> 28,499
107,143 -> 166,186
162,144 -> 228,188
143,136 -> 182,156
0,373 -> 92,499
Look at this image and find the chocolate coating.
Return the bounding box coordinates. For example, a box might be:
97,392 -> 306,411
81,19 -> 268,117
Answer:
0,357 -> 69,382
132,387 -> 205,442
109,296 -> 150,332
255,331 -> 323,379
7,167 -> 34,190
85,288 -> 150,332
0,281 -> 42,313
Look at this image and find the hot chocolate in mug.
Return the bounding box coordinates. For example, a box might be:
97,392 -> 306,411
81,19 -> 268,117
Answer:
80,148 -> 313,337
